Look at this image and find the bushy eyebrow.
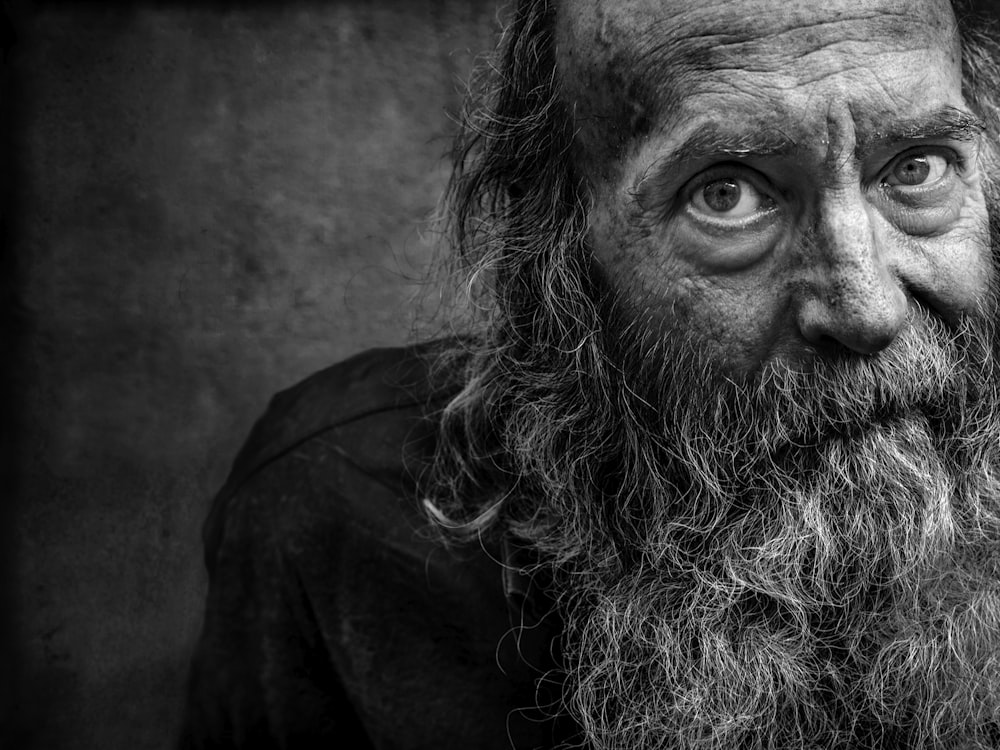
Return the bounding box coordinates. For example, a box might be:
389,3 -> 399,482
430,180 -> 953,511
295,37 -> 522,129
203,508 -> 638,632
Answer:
632,126 -> 800,200
640,127 -> 799,180
632,106 -> 985,202
855,106 -> 986,153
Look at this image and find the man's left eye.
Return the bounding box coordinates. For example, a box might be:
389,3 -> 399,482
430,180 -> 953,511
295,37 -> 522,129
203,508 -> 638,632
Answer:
873,147 -> 967,235
882,151 -> 952,188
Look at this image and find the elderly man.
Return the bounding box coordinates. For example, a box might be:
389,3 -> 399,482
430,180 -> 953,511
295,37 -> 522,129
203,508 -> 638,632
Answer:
183,0 -> 1000,747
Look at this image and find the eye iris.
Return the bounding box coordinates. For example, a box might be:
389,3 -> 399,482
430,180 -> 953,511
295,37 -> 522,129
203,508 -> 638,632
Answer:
703,179 -> 742,212
892,156 -> 931,186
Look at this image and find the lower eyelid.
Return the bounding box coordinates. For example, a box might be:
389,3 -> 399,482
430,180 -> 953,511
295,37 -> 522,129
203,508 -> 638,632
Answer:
674,211 -> 785,269
882,169 -> 958,199
683,201 -> 781,233
875,183 -> 965,233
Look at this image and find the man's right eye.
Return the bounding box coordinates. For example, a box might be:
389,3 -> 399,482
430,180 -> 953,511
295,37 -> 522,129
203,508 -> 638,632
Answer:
684,167 -> 779,229
692,177 -> 768,218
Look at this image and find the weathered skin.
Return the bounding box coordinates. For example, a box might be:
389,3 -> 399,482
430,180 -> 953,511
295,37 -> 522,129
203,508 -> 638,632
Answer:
556,0 -> 993,374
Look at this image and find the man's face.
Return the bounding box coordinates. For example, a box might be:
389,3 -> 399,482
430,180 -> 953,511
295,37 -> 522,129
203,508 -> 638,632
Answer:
558,0 -> 993,375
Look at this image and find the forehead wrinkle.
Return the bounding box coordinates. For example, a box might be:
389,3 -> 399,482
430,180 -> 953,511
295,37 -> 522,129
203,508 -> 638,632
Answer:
624,6 -> 953,100
635,4 -> 937,52
822,104 -> 859,179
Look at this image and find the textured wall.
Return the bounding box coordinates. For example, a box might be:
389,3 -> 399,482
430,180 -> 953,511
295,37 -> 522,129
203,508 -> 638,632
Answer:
7,2 -> 498,748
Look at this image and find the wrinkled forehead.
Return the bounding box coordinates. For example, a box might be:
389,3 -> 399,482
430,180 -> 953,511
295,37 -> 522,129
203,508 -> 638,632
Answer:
557,0 -> 957,60
555,0 -> 962,169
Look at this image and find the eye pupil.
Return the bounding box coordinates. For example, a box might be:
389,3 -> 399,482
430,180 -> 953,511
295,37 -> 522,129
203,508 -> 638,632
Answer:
703,179 -> 742,212
892,156 -> 930,186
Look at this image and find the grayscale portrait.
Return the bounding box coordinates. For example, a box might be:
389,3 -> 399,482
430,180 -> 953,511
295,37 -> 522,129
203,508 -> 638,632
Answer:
8,1 -> 1000,749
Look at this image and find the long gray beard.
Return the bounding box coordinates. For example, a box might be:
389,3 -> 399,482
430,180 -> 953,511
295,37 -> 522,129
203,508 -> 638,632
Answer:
556,304 -> 1000,750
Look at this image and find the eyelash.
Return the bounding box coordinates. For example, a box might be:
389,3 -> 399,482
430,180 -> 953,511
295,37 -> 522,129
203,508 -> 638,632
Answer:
685,164 -> 774,199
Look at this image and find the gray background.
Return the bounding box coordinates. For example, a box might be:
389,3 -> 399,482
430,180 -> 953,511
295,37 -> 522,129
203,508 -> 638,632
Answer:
7,2 -> 498,747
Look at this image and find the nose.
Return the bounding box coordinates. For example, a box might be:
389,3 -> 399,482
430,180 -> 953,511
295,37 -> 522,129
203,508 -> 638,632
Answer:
796,192 -> 908,356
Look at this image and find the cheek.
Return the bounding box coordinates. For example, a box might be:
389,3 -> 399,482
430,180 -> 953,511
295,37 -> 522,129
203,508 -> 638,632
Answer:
904,193 -> 995,320
933,239 -> 994,315
958,196 -> 996,306
592,206 -> 796,373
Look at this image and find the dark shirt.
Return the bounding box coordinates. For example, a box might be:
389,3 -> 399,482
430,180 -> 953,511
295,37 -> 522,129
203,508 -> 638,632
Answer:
181,342 -> 565,749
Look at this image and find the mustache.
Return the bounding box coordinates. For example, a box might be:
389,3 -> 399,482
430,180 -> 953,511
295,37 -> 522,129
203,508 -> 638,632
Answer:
613,300 -> 999,462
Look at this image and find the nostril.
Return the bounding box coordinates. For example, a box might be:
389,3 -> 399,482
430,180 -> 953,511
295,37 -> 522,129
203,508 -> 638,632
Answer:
847,326 -> 898,355
812,317 -> 901,356
807,332 -> 883,359
809,333 -> 844,355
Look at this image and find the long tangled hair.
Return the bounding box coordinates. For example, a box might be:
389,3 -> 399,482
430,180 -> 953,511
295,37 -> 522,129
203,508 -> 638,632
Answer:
424,2 -> 1000,748
425,0 -> 613,565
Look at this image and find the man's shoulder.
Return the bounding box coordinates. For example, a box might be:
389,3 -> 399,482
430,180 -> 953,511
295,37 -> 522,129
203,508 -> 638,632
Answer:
226,339 -> 460,487
202,339 -> 466,570
187,341 -> 569,750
